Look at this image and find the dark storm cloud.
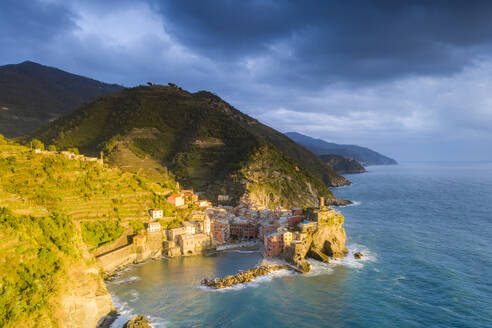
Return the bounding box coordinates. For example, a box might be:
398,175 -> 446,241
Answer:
0,0 -> 77,60
155,0 -> 492,83
1,0 -> 492,161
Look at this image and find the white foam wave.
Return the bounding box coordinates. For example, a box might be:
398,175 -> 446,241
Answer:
129,289 -> 139,302
109,295 -> 168,328
304,243 -> 376,275
338,201 -> 361,207
222,249 -> 262,254
330,243 -> 377,269
109,295 -> 137,328
109,276 -> 141,285
305,260 -> 335,277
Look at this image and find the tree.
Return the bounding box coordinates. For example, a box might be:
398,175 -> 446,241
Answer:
31,139 -> 44,150
48,145 -> 57,151
0,134 -> 6,145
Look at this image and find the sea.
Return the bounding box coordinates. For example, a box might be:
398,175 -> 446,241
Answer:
106,162 -> 492,328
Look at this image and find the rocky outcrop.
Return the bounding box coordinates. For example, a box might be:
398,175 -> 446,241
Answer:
123,315 -> 152,328
201,265 -> 293,289
58,248 -> 113,328
354,252 -> 364,259
285,212 -> 348,273
325,198 -> 352,206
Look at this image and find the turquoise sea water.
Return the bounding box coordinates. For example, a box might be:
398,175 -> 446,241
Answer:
107,163 -> 492,327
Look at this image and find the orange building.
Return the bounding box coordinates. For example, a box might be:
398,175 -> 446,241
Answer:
167,194 -> 185,207
264,231 -> 292,257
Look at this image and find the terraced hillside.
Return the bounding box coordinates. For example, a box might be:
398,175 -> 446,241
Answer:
31,85 -> 350,208
0,144 -> 176,221
0,142 -> 189,326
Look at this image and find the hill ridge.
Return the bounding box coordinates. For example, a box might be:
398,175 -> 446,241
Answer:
0,61 -> 123,137
285,131 -> 397,165
30,84 -> 350,208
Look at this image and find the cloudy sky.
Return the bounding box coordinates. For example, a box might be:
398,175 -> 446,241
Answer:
2,0 -> 492,161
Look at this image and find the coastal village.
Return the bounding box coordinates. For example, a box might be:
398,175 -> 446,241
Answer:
96,182 -> 347,278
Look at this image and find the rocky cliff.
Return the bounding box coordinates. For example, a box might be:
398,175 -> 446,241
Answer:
286,209 -> 348,273
57,226 -> 113,328
59,265 -> 113,328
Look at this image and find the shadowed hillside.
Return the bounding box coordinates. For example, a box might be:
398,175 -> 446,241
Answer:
0,61 -> 123,137
286,132 -> 397,166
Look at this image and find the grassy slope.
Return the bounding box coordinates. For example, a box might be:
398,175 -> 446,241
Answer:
31,86 -> 348,207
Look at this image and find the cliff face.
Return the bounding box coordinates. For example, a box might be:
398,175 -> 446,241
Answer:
286,210 -> 348,273
239,145 -> 342,208
57,229 -> 113,328
58,265 -> 112,328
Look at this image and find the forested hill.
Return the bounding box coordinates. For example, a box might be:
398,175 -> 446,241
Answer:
30,84 -> 350,208
285,132 -> 397,166
0,61 -> 123,137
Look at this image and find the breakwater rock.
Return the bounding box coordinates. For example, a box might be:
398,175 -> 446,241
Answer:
201,265 -> 292,289
123,315 -> 152,328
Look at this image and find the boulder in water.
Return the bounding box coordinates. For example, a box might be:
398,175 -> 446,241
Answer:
123,315 -> 151,328
353,252 -> 364,259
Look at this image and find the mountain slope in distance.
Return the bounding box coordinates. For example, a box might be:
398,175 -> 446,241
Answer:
319,154 -> 366,174
285,132 -> 397,166
31,85 -> 350,208
0,61 -> 123,137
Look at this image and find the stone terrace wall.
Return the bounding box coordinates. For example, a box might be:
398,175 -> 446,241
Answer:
92,229 -> 133,257
96,244 -> 136,273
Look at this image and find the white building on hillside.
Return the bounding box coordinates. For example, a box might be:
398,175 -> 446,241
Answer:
149,209 -> 163,219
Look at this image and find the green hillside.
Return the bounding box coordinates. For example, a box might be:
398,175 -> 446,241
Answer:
0,144 -> 175,220
0,141 -> 183,327
31,85 -> 350,208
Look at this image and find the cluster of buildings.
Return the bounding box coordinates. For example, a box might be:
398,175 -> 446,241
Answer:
142,192 -> 338,260
34,148 -> 104,164
166,190 -> 211,208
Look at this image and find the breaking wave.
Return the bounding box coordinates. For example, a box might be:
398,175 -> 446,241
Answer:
109,295 -> 168,328
306,243 -> 376,275
108,276 -> 141,285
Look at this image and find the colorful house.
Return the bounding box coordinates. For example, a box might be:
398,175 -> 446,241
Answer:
230,218 -> 257,240
264,231 -> 293,257
167,194 -> 185,207
212,219 -> 230,244
287,215 -> 305,228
